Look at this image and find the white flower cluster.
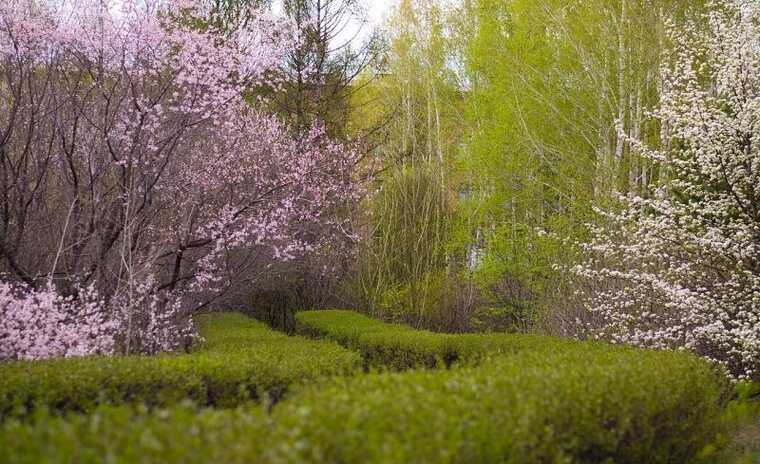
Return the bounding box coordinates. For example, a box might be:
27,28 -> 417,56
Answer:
574,0 -> 760,380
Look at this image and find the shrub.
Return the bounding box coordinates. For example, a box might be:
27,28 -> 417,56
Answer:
0,404 -> 270,464
0,317 -> 729,464
0,313 -> 361,418
271,345 -> 727,463
1,345 -> 727,464
296,309 -> 577,369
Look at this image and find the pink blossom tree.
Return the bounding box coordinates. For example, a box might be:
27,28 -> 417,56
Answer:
0,0 -> 362,359
0,281 -> 119,360
573,0 -> 760,379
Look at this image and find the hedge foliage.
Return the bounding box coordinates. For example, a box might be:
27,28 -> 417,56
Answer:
0,313 -> 361,418
0,310 -> 730,463
271,345 -> 727,463
295,309 -> 577,369
1,345 -> 726,464
0,404 -> 270,464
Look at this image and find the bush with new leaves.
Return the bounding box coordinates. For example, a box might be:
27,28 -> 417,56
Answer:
0,343 -> 727,464
296,309 -> 577,369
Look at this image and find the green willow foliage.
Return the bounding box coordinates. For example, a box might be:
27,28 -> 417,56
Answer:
351,163 -> 454,329
347,1 -> 476,332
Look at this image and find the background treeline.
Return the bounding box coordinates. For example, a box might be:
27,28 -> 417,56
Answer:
229,0 -> 705,333
272,0 -> 710,334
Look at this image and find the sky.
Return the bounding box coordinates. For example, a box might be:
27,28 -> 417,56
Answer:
365,0 -> 395,28
348,0 -> 396,43
271,0 -> 396,45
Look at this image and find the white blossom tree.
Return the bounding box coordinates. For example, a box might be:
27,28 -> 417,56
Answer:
574,0 -> 760,380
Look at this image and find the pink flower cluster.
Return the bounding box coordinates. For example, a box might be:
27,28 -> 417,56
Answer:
0,281 -> 119,361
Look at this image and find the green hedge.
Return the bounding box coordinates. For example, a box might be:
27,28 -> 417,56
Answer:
271,345 -> 727,463
0,404 -> 270,464
1,346 -> 726,464
0,339 -> 728,463
296,309 -> 577,369
0,310 -> 729,463
0,313 -> 361,418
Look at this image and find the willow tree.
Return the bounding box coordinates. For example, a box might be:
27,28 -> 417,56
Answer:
366,0 -> 466,165
348,0 -> 472,330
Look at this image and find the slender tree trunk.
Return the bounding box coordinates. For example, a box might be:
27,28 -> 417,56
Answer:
615,0 -> 628,191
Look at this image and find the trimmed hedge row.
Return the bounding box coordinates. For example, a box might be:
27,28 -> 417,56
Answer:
0,313 -> 361,418
0,345 -> 727,463
0,404 -> 270,464
0,405 -> 270,464
296,309 -> 577,369
271,345 -> 727,463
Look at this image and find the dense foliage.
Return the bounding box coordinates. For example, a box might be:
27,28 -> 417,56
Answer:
273,347 -> 725,463
1,405 -> 271,464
